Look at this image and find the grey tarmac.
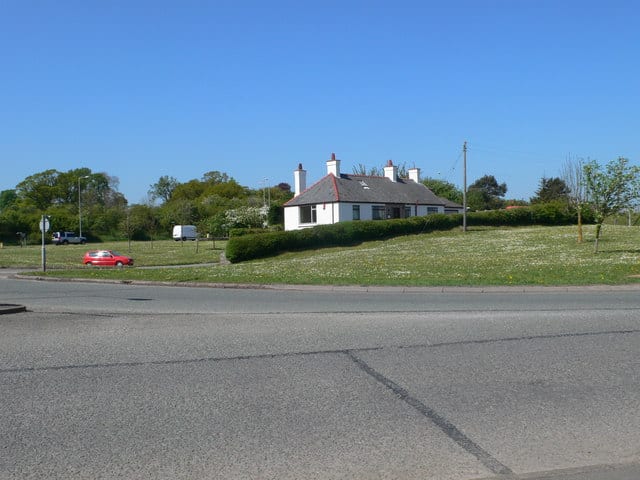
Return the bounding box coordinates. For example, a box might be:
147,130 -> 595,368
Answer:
1,273 -> 639,479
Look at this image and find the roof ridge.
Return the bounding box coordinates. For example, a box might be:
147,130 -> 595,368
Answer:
349,173 -> 387,179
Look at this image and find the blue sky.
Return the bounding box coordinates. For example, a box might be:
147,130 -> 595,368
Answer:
1,0 -> 638,203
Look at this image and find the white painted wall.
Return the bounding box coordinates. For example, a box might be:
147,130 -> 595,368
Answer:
284,203 -> 340,230
285,202 -> 458,230
315,203 -> 337,225
284,206 -> 300,230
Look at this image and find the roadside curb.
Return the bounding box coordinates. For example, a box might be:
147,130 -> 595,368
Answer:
0,303 -> 27,315
10,273 -> 640,294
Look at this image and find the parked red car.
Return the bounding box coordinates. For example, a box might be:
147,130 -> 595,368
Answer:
83,250 -> 134,267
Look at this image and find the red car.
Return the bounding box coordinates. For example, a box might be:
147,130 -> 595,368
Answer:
83,250 -> 134,267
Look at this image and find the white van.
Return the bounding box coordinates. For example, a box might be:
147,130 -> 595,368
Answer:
172,225 -> 197,241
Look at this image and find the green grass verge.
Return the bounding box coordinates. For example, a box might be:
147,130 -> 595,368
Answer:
0,239 -> 226,269
4,226 -> 640,287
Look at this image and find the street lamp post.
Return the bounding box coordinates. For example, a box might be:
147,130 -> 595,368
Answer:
78,175 -> 90,238
262,178 -> 270,208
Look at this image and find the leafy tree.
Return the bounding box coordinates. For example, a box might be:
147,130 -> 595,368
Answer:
55,168 -> 92,204
204,179 -> 247,200
97,204 -> 127,239
267,204 -> 284,227
530,177 -> 570,204
155,173 -> 251,234
205,211 -> 229,238
467,175 -> 507,210
421,177 -> 463,204
171,179 -> 208,201
163,198 -> 197,226
583,157 -> 640,252
0,202 -> 35,244
120,207 -> 136,248
84,172 -> 117,207
9,168 -> 123,241
470,174 -> 507,197
3,166 -> 294,243
124,204 -> 159,241
0,190 -> 17,211
562,157 -> 587,243
148,175 -> 178,204
15,169 -> 62,210
466,189 -> 487,212
202,171 -> 230,184
267,183 -> 293,204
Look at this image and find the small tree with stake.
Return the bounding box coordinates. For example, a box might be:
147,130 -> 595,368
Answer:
583,157 -> 640,253
562,156 -> 586,243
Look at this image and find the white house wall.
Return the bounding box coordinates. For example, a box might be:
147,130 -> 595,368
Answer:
285,203 -> 452,230
316,203 -> 339,225
284,206 -> 300,230
284,203 -> 340,230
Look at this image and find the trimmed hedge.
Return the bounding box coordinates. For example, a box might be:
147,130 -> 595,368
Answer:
228,226 -> 284,237
225,203 -> 591,263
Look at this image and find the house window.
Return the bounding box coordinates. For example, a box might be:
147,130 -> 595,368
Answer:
372,205 -> 385,220
427,207 -> 439,215
300,205 -> 317,224
405,206 -> 412,217
352,205 -> 360,220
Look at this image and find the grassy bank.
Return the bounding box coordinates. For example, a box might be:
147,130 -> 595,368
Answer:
6,225 -> 640,287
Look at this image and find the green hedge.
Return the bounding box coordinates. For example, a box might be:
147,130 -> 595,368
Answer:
225,203 -> 589,263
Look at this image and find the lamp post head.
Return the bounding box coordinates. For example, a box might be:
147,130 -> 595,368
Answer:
78,175 -> 90,188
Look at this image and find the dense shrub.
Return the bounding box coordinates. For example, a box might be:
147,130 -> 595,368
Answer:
225,203 -> 586,263
530,201 -> 574,225
228,227 -> 268,237
226,213 -> 460,263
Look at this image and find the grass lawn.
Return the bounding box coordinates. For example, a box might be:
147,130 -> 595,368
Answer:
4,225 -> 640,287
0,238 -> 225,268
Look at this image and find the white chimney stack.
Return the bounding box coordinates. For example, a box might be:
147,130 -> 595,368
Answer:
326,152 -> 340,177
408,167 -> 420,183
293,163 -> 307,196
384,159 -> 398,182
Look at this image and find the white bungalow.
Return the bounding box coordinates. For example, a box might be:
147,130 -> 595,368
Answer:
284,154 -> 463,231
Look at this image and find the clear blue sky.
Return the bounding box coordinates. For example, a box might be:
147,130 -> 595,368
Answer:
2,0 -> 638,203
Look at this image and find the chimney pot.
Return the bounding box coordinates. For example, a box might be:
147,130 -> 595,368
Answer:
327,153 -> 340,176
384,160 -> 398,182
294,163 -> 307,195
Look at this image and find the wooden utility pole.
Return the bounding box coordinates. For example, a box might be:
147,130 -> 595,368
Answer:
463,141 -> 467,232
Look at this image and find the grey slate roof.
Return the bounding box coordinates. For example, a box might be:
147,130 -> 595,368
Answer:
285,173 -> 461,207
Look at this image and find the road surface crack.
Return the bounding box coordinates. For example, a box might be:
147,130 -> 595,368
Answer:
346,350 -> 514,476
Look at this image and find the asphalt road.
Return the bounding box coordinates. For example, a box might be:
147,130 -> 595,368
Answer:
1,274 -> 640,479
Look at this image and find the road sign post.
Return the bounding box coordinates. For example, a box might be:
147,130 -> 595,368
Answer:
40,215 -> 50,272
